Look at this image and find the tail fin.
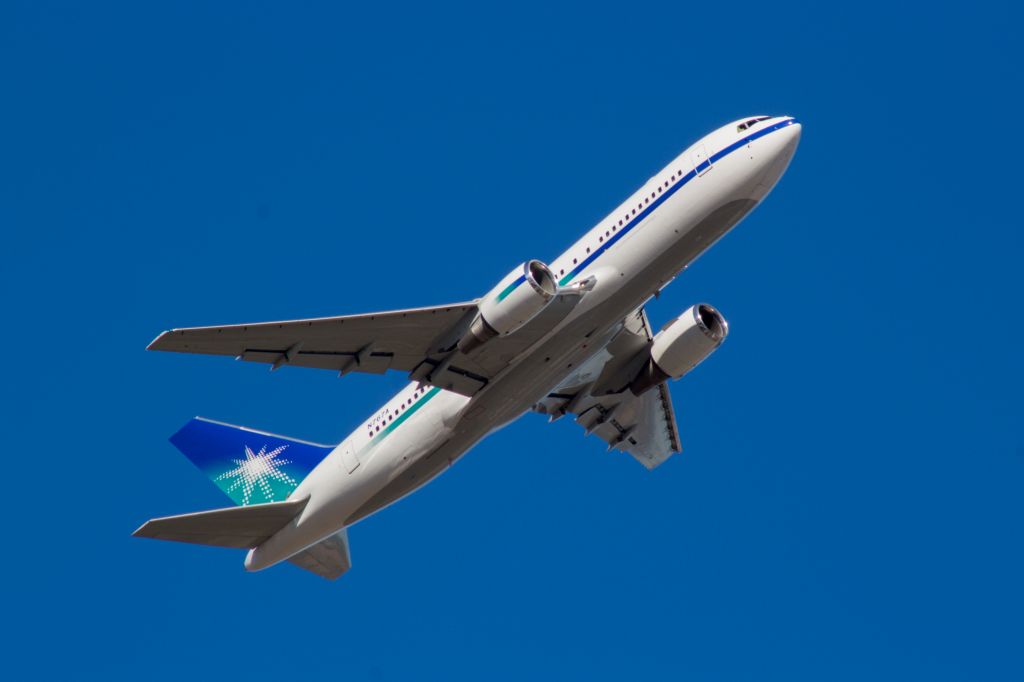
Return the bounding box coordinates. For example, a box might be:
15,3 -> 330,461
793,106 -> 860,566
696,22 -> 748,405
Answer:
170,417 -> 334,506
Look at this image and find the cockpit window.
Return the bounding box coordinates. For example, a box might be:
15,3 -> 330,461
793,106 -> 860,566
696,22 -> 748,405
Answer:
737,116 -> 772,132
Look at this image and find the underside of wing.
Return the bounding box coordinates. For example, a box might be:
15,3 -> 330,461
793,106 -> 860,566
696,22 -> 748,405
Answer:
534,307 -> 682,469
148,302 -> 478,379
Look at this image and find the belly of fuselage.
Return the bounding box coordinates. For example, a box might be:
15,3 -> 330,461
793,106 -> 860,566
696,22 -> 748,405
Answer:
345,195 -> 759,525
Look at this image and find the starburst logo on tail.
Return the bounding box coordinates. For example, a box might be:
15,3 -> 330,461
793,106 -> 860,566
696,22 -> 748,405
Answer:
214,444 -> 298,505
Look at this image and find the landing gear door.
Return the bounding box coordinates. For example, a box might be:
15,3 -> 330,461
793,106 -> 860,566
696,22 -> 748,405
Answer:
339,441 -> 360,474
692,143 -> 713,176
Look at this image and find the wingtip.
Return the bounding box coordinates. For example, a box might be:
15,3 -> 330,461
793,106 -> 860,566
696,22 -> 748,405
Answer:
146,331 -> 172,351
131,521 -> 153,538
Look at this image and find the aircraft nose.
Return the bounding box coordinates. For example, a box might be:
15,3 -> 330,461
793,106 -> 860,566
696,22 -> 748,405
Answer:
785,118 -> 801,145
774,117 -> 801,159
746,117 -> 801,198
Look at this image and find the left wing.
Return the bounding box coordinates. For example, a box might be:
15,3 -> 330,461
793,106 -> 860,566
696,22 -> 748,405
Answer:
149,293 -> 585,397
533,307 -> 681,469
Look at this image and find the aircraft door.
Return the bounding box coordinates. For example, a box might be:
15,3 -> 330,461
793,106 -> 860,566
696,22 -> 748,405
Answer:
692,143 -> 713,176
339,441 -> 360,474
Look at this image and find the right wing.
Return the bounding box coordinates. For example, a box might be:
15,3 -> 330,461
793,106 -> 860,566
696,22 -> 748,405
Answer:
533,307 -> 682,469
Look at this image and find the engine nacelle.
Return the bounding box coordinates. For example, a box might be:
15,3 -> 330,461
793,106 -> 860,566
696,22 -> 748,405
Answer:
458,260 -> 558,354
629,304 -> 729,395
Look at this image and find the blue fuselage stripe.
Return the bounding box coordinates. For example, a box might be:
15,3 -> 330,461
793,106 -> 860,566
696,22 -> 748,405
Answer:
557,118 -> 798,286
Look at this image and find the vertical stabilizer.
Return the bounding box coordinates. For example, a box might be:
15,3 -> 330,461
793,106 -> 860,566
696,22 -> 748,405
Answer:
170,417 -> 334,506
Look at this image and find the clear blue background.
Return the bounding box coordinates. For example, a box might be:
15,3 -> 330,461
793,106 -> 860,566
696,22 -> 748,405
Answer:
2,2 -> 1021,679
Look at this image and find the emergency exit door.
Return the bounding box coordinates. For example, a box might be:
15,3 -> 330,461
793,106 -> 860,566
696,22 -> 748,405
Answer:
339,442 -> 360,473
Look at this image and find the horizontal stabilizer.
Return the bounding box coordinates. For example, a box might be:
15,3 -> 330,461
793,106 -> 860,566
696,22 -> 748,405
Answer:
133,498 -> 308,549
288,529 -> 352,580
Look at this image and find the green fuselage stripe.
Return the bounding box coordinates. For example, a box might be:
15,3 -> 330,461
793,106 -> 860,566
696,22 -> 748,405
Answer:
496,274 -> 527,302
358,386 -> 441,456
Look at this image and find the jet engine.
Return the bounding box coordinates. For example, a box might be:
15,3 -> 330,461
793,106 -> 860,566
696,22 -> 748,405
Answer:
458,260 -> 558,354
629,303 -> 729,395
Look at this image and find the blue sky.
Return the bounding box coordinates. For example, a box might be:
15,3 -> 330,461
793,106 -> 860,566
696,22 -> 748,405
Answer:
2,1 -> 1021,679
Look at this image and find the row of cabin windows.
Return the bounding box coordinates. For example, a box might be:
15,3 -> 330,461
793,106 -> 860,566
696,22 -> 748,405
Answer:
366,386 -> 430,435
360,161 -> 699,428
556,169 -> 685,277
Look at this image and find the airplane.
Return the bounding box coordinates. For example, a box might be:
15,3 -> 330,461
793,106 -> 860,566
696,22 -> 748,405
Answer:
134,115 -> 802,580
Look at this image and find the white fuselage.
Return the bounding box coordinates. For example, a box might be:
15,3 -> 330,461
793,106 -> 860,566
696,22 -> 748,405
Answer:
246,116 -> 802,571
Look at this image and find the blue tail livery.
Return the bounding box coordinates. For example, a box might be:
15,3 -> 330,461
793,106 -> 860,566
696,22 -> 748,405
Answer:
170,417 -> 335,506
